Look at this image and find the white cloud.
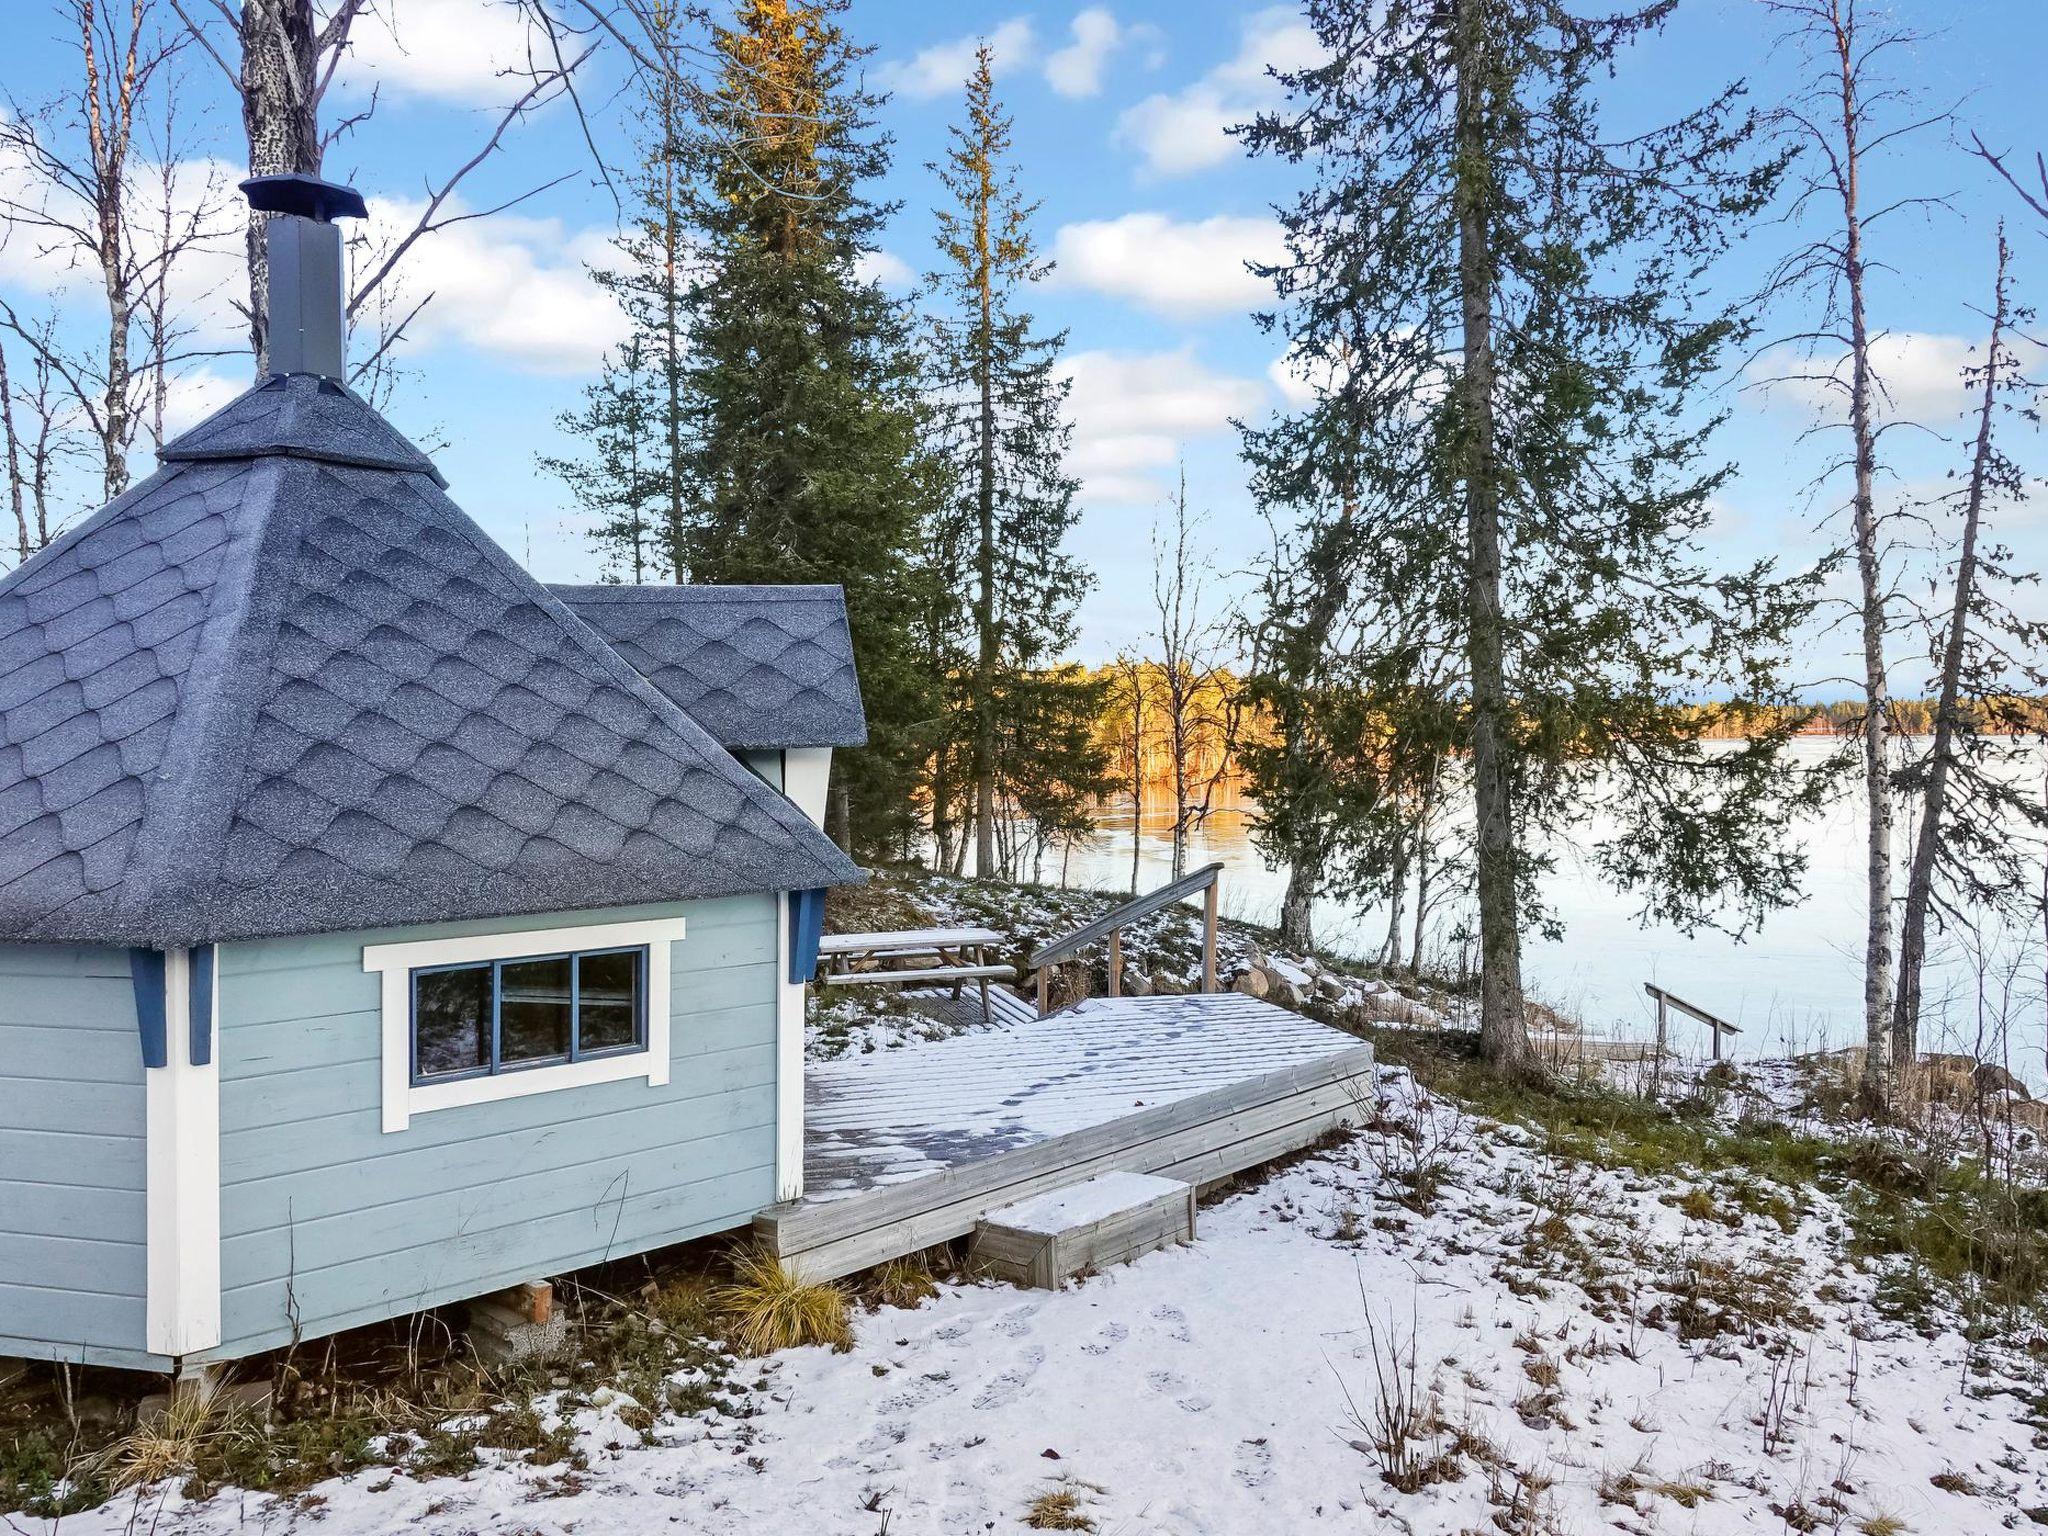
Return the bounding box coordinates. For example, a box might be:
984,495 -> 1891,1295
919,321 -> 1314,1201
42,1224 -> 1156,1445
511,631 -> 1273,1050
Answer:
1044,9 -> 1161,97
338,0 -> 540,103
856,249 -> 915,291
351,197 -> 627,374
160,368 -> 246,435
878,18 -> 1036,101
1060,346 -> 1267,503
1759,332 -> 1991,425
1115,6 -> 1320,176
1052,212 -> 1282,318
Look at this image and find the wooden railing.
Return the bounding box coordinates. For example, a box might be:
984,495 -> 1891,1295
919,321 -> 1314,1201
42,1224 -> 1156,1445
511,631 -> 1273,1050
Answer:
1025,862 -> 1223,1016
1643,982 -> 1742,1059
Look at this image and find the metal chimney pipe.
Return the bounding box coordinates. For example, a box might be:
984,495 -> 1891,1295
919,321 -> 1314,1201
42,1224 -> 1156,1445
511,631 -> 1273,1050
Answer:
239,173 -> 369,380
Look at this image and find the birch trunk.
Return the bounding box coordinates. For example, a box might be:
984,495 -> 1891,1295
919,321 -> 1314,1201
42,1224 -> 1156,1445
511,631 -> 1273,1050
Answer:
239,0 -> 322,375
1827,17 -> 1896,1103
1453,0 -> 1531,1075
1892,235 -> 2011,1062
0,342 -> 27,564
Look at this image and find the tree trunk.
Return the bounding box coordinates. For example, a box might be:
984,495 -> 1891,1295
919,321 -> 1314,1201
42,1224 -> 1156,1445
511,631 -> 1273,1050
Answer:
1410,753 -> 1441,976
1381,839 -> 1409,968
240,0 -> 322,375
1893,234 -> 2010,1062
1128,689 -> 1143,894
1453,0 -> 1530,1076
970,233 -> 998,879
1279,855 -> 1317,953
0,341 -> 27,564
1830,21 -> 1895,1106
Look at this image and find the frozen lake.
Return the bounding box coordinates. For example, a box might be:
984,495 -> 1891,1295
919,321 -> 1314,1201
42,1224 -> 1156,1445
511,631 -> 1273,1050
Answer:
1039,738 -> 2047,1077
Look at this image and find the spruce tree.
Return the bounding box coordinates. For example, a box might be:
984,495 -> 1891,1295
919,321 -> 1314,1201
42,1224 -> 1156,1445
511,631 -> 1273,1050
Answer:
1242,0 -> 1817,1074
924,47 -> 1101,879
675,0 -> 941,853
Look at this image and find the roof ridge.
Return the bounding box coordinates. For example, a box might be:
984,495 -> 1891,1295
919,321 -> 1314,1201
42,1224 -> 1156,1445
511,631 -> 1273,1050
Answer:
159,374 -> 444,483
547,583 -> 846,603
109,457 -> 299,937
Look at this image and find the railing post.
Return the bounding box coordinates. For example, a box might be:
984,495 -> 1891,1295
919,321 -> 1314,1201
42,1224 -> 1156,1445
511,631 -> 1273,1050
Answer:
1036,965 -> 1048,1018
1201,879 -> 1218,995
1108,928 -> 1122,998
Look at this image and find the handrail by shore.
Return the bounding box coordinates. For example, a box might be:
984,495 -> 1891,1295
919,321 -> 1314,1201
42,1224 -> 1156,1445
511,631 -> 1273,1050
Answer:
1027,862 -> 1224,1014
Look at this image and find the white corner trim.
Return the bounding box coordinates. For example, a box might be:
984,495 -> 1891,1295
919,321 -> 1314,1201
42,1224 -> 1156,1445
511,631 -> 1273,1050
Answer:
774,894 -> 804,1202
364,917 -> 685,1134
146,947 -> 221,1358
783,746 -> 832,829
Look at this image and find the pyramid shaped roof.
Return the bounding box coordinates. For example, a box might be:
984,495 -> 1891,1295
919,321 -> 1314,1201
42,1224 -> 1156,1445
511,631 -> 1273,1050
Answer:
0,374 -> 860,948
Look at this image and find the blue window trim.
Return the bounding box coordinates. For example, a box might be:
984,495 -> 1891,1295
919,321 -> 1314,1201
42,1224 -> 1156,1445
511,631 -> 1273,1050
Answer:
409,943 -> 648,1088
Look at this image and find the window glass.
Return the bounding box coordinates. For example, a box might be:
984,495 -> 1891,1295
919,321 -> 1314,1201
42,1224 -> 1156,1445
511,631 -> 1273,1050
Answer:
578,950 -> 640,1053
499,954 -> 573,1066
414,964 -> 491,1079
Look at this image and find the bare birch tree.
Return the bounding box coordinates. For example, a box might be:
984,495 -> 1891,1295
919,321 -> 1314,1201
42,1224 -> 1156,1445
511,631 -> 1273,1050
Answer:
1891,228 -> 2048,1060
0,0 -> 229,502
1763,0 -> 1949,1105
1148,466 -> 1235,883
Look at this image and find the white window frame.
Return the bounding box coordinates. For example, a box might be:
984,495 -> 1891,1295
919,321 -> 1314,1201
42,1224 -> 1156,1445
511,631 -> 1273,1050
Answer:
365,917 -> 684,1133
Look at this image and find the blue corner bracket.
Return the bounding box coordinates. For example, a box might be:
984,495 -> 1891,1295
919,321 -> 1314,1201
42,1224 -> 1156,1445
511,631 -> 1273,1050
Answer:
130,946 -> 214,1068
788,888 -> 828,984
129,948 -> 167,1069
189,944 -> 215,1066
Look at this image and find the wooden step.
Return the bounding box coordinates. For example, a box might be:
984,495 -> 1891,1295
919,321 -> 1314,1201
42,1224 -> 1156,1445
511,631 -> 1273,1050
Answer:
970,1171 -> 1195,1289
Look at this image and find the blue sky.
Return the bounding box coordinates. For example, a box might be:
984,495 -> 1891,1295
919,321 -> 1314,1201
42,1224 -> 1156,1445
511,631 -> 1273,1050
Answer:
3,0 -> 2044,679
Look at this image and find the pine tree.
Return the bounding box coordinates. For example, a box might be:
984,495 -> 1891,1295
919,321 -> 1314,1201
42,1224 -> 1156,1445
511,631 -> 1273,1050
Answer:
541,336 -> 663,582
1242,0 -> 1817,1075
924,46 -> 1100,879
675,0 -> 942,853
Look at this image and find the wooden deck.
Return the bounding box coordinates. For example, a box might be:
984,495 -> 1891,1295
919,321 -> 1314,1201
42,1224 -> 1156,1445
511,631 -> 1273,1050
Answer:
755,993 -> 1377,1281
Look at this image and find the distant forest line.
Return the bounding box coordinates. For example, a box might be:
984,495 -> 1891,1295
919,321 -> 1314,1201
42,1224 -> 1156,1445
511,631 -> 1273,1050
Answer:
1084,665 -> 2048,800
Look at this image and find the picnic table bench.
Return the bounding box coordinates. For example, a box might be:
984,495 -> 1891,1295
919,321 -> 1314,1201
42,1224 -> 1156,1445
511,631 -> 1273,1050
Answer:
817,926 -> 1016,1023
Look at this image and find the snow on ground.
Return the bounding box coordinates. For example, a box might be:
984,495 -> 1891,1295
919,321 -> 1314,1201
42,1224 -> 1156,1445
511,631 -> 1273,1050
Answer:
54,1070 -> 2048,1536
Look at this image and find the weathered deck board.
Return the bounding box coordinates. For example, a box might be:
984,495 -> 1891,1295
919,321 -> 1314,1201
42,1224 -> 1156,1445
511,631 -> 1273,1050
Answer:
758,994 -> 1374,1280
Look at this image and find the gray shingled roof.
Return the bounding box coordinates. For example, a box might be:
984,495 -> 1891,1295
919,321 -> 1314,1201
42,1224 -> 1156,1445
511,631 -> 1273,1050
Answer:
552,585 -> 867,750
0,373 -> 860,948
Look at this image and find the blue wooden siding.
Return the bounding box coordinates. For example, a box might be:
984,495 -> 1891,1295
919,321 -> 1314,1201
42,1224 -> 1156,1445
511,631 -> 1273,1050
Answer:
210,895 -> 780,1361
0,945 -> 148,1363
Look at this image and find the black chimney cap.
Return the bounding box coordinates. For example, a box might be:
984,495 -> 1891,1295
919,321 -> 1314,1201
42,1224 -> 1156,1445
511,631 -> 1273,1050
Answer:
239,173 -> 368,223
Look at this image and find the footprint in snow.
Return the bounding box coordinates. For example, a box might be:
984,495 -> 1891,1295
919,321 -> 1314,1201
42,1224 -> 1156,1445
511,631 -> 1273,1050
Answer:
876,1371 -> 958,1416
991,1303 -> 1039,1338
854,1421 -> 910,1457
1146,1369 -> 1214,1413
1080,1321 -> 1129,1356
932,1320 -> 973,1342
1150,1303 -> 1193,1342
1234,1438 -> 1274,1487
971,1345 -> 1045,1409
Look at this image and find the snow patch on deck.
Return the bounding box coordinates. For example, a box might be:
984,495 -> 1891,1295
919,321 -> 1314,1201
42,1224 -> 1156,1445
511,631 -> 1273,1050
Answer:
801,993 -> 1366,1202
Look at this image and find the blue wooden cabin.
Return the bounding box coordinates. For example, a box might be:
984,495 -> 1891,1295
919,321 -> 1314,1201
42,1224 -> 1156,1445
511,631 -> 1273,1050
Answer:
0,176 -> 865,1376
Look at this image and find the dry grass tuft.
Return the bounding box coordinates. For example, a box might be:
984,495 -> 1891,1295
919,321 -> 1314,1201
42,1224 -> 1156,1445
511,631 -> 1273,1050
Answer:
860,1251 -> 944,1311
91,1390 -> 246,1493
1024,1477 -> 1105,1530
714,1247 -> 852,1356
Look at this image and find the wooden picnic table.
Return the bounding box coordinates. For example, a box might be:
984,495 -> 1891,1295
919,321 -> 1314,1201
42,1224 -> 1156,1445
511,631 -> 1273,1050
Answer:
817,926 -> 1014,1023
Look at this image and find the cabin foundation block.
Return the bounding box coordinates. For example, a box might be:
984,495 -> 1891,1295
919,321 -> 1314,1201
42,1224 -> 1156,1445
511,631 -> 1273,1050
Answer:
970,1171 -> 1195,1289
467,1282 -> 568,1366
